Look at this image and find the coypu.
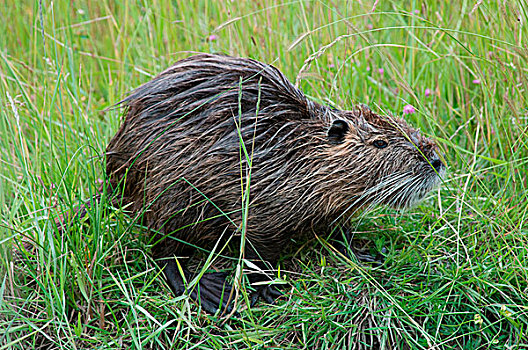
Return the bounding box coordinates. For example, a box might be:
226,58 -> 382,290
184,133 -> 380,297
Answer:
103,53 -> 445,313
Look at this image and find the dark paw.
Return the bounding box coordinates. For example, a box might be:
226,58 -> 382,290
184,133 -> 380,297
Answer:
191,272 -> 234,315
163,259 -> 190,296
333,238 -> 387,266
249,284 -> 283,307
163,260 -> 235,314
351,246 -> 387,267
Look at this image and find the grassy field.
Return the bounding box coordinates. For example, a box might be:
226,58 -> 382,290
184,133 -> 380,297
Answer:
1,0 -> 528,349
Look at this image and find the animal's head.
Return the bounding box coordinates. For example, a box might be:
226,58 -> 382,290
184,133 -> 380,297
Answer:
326,105 -> 445,210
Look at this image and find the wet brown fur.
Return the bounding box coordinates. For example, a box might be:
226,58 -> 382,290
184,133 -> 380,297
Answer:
106,53 -> 443,268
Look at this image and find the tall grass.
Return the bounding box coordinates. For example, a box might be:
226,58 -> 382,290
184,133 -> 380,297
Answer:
1,0 -> 527,348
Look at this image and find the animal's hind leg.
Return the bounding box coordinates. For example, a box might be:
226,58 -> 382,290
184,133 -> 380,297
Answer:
163,259 -> 234,314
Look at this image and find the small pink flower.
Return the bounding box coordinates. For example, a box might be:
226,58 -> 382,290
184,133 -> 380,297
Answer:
366,24 -> 373,30
328,63 -> 335,68
207,34 -> 218,42
414,10 -> 420,15
403,104 -> 416,114
366,66 -> 371,71
378,68 -> 384,74
97,178 -> 104,184
472,79 -> 481,84
425,88 -> 432,97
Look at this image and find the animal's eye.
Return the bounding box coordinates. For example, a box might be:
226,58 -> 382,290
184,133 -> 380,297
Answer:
373,140 -> 388,149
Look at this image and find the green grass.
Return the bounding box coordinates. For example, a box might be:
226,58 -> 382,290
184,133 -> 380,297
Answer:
1,0 -> 528,348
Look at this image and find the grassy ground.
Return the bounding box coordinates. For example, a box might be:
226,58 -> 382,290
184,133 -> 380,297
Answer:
1,0 -> 527,349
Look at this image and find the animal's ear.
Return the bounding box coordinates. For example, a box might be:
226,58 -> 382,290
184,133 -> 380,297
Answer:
328,120 -> 349,144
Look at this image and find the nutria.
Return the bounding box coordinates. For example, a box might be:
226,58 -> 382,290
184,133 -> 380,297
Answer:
102,53 -> 445,313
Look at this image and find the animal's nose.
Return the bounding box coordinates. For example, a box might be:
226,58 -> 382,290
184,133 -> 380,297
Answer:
431,158 -> 444,171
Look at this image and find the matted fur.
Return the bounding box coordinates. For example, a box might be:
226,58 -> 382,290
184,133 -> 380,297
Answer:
106,53 -> 444,264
